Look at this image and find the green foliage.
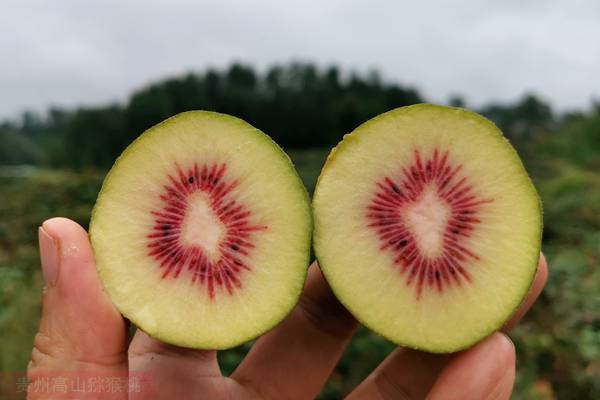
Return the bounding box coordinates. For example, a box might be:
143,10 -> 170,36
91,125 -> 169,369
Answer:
0,129 -> 46,165
65,106 -> 125,169
480,94 -> 556,141
530,107 -> 600,171
509,160 -> 600,400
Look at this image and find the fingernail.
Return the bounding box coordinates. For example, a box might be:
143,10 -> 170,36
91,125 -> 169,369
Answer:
500,332 -> 515,351
39,226 -> 59,287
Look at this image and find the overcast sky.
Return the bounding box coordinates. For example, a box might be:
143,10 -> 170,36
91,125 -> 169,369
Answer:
1,0 -> 599,119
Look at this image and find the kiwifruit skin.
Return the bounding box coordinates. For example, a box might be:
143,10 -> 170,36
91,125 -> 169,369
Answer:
312,104 -> 542,354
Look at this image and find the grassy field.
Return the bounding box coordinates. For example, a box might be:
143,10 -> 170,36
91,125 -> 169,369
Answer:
1,148 -> 599,399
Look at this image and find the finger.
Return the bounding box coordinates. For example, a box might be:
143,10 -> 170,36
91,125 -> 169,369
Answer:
28,218 -> 128,397
503,252 -> 548,332
348,334 -> 514,400
346,348 -> 448,400
346,253 -> 547,399
232,262 -> 358,400
427,333 -> 515,400
128,331 -> 225,398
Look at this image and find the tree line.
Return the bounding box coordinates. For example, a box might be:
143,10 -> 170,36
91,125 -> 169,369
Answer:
0,62 -> 597,169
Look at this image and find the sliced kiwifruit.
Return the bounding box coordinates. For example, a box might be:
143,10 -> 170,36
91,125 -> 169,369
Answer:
90,111 -> 312,349
312,104 -> 542,353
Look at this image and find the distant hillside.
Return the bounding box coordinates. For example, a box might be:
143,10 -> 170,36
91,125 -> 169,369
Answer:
0,62 -> 597,169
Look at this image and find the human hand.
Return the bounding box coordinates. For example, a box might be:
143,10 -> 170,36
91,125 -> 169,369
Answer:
28,217 -> 547,399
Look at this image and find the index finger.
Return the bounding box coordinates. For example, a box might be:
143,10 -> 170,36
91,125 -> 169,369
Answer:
231,262 -> 358,400
503,252 -> 548,332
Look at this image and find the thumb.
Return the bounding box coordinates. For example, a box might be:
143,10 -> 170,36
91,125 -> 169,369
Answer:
426,333 -> 516,400
27,218 -> 128,398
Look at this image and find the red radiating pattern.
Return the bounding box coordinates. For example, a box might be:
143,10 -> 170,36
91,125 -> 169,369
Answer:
147,162 -> 266,300
367,149 -> 492,299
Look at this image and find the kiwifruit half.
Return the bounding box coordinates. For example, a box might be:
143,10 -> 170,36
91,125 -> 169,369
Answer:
312,104 -> 542,353
90,111 -> 312,349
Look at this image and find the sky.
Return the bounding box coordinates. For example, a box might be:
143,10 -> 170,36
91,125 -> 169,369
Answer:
1,0 -> 599,119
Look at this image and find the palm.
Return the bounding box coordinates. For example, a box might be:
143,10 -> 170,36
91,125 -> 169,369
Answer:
30,218 -> 547,399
